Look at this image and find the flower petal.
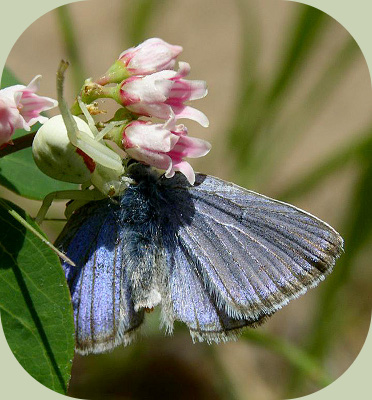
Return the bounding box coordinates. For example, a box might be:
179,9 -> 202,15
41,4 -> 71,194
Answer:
125,121 -> 179,152
173,61 -> 191,79
169,135 -> 211,158
168,80 -> 208,103
127,102 -> 173,120
170,105 -> 209,127
126,147 -> 172,170
0,98 -> 23,144
19,94 -> 58,126
121,77 -> 166,103
23,75 -> 42,93
167,159 -> 195,185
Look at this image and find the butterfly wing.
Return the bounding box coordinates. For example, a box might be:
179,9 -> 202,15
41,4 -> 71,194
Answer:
166,236 -> 269,343
159,172 -> 343,342
56,200 -> 144,355
56,165 -> 344,350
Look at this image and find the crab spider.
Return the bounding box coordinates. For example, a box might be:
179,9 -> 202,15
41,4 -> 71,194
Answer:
33,61 -> 133,225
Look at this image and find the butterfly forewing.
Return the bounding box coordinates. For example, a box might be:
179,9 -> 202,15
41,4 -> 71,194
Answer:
56,200 -> 144,355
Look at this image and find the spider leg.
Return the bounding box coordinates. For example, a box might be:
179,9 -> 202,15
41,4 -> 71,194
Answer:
95,121 -> 126,142
57,62 -> 123,172
64,190 -> 104,219
57,61 -> 80,147
77,96 -> 100,137
35,189 -> 106,225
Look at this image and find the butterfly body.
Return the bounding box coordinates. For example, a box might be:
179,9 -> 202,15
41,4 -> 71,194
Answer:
56,164 -> 343,355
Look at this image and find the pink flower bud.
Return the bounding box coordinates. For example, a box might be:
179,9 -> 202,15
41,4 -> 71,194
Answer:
97,38 -> 183,85
0,75 -> 58,146
122,117 -> 211,185
119,38 -> 183,75
117,62 -> 209,127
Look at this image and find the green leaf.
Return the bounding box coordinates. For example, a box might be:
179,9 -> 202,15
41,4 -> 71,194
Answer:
0,67 -> 78,200
1,66 -> 20,88
0,199 -> 75,394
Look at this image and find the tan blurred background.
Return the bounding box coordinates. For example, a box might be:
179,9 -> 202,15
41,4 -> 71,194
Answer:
2,0 -> 371,399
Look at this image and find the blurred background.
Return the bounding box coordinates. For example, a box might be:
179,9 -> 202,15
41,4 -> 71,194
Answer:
1,0 -> 372,399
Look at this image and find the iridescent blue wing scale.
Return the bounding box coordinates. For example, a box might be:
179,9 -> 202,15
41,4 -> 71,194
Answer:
56,200 -> 144,355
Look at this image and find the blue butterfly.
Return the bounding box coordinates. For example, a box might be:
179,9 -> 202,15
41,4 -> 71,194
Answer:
56,163 -> 343,355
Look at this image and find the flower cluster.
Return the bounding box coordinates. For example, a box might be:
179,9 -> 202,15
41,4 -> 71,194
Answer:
31,38 -> 210,196
0,75 -> 57,146
97,38 -> 211,185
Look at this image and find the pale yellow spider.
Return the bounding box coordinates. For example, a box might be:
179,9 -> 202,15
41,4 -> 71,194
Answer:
33,61 -> 133,225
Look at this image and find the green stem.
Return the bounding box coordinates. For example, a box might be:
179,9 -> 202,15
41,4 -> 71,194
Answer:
277,126 -> 372,201
55,5 -> 86,92
70,81 -> 117,115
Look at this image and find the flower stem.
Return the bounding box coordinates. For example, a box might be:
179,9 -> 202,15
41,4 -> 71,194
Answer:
0,132 -> 36,158
70,81 -> 116,115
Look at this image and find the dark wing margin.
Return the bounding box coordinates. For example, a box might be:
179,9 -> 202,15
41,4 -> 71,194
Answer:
55,201 -> 144,355
161,173 -> 343,342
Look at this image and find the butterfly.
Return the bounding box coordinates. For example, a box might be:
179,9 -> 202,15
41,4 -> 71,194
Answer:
55,163 -> 343,355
